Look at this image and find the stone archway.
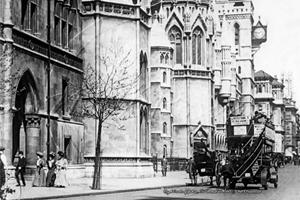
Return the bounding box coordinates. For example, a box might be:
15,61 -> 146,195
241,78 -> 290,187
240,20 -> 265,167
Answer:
12,70 -> 39,165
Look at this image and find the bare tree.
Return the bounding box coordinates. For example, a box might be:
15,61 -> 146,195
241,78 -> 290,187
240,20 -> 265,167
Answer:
77,40 -> 139,189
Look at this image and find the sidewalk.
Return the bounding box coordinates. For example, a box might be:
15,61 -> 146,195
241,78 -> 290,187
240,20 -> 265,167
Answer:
5,171 -> 213,200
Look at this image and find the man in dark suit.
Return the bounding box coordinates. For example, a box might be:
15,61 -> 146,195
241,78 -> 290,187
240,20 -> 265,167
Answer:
15,151 -> 27,187
161,156 -> 168,177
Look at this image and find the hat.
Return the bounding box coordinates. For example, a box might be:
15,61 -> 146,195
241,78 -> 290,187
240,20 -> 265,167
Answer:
0,146 -> 5,151
57,151 -> 64,157
36,152 -> 44,157
49,151 -> 56,157
19,151 -> 24,155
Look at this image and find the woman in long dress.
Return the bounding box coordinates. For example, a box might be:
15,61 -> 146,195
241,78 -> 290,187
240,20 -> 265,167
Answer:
54,151 -> 69,188
46,152 -> 56,187
32,152 -> 46,187
0,149 -> 5,189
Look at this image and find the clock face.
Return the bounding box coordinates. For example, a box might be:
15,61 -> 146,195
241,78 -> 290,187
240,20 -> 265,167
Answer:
253,27 -> 265,39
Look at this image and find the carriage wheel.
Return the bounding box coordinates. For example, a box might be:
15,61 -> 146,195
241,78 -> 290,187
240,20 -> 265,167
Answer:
193,175 -> 197,186
215,162 -> 221,187
274,174 -> 278,188
229,180 -> 236,189
224,177 -> 230,190
216,174 -> 221,187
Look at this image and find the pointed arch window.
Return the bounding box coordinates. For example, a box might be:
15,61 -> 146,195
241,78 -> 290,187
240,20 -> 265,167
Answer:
166,7 -> 170,18
234,23 -> 240,46
160,53 -> 164,64
192,27 -> 203,65
163,122 -> 167,134
169,26 -> 182,64
140,51 -> 148,99
163,98 -> 167,109
163,71 -> 167,83
165,54 -> 169,64
140,51 -> 144,93
140,107 -> 149,154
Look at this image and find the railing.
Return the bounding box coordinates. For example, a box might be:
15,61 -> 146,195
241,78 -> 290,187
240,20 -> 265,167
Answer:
149,155 -> 187,172
173,69 -> 212,79
82,1 -> 136,17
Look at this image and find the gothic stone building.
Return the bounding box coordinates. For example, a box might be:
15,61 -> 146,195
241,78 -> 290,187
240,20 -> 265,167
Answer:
149,0 -> 266,160
0,0 -> 84,177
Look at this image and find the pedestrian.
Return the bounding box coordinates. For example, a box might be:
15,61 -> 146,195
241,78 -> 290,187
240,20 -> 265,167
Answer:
0,146 -> 6,188
0,147 -> 7,170
161,156 -> 168,177
32,152 -> 46,187
54,151 -> 69,188
15,151 -> 27,187
46,152 -> 56,187
187,157 -> 196,185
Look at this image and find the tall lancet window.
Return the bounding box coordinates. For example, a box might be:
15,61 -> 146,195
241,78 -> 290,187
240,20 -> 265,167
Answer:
140,51 -> 148,99
169,26 -> 182,64
234,23 -> 240,46
192,27 -> 203,65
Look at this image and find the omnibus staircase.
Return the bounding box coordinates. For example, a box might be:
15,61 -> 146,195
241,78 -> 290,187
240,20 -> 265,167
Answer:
232,130 -> 264,178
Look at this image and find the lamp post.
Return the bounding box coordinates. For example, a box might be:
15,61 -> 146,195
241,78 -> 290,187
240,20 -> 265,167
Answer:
46,0 -> 51,160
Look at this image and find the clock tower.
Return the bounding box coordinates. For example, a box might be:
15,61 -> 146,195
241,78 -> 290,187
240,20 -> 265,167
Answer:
252,19 -> 268,53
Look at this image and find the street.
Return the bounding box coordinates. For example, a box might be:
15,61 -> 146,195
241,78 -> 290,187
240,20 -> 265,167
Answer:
54,165 -> 300,200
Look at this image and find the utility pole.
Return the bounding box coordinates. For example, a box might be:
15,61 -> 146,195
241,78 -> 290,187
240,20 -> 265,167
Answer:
46,0 -> 51,160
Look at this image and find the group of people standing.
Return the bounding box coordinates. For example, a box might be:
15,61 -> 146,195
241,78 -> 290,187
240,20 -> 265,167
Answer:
12,149 -> 69,188
31,151 -> 69,187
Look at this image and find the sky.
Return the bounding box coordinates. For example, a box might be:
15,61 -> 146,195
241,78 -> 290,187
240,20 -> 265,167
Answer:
251,0 -> 300,108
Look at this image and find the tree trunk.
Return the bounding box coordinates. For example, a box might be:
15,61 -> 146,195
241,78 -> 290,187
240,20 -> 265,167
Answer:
92,118 -> 102,189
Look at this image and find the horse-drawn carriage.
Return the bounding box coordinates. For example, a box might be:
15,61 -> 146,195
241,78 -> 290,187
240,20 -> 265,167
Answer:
186,137 -> 222,186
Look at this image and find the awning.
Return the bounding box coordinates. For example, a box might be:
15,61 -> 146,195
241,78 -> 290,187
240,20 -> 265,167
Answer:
215,131 -> 226,151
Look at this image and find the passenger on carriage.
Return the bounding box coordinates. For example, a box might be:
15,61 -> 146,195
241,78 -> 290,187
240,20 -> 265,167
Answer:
194,139 -> 212,158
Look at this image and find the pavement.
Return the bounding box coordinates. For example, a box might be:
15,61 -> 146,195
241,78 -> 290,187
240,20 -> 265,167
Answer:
4,171 -> 214,200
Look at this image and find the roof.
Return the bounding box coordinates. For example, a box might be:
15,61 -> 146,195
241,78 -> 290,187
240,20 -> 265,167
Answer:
272,79 -> 284,88
255,70 -> 274,82
150,16 -> 172,48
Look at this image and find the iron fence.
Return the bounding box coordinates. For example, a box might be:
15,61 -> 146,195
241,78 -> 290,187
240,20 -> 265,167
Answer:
150,155 -> 187,172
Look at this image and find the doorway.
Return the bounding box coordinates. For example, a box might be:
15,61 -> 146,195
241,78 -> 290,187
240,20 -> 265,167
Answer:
64,136 -> 72,163
12,70 -> 38,162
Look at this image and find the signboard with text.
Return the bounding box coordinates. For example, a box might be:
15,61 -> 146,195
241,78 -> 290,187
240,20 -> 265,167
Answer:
234,126 -> 247,136
274,133 -> 283,153
230,116 -> 250,126
254,124 -> 264,137
265,127 -> 275,141
285,135 -> 292,145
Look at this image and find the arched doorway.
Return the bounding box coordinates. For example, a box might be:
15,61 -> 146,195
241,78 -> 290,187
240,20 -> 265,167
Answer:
12,70 -> 39,165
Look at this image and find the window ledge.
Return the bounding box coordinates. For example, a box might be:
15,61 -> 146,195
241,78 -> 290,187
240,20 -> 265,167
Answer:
161,134 -> 171,138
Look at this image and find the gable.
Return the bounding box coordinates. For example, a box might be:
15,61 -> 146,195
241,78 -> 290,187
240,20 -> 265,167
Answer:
165,10 -> 184,31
